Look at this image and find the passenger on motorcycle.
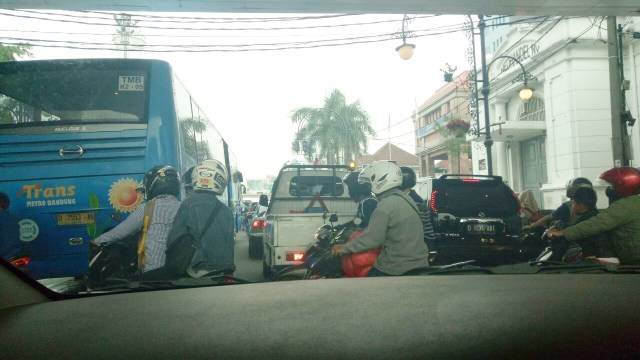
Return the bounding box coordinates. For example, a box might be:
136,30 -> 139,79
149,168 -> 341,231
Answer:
547,167 -> 640,265
336,171 -> 377,230
400,166 -> 435,252
522,177 -> 593,231
546,187 -> 617,262
331,161 -> 430,276
167,159 -> 236,277
91,166 -> 181,273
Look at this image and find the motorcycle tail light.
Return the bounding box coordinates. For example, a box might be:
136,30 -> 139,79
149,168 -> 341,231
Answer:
286,252 -> 305,261
10,256 -> 30,271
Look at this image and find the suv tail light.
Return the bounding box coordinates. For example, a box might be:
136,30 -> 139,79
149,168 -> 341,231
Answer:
430,190 -> 438,212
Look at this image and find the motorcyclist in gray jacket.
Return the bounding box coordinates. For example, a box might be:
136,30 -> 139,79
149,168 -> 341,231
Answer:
167,159 -> 236,277
332,161 -> 430,276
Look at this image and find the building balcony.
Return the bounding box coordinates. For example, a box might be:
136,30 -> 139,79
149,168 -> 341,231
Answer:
485,119 -> 546,142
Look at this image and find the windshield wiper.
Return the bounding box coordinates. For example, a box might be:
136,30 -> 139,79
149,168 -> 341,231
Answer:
81,274 -> 251,294
411,260 -> 497,275
411,260 -> 640,276
524,262 -> 640,274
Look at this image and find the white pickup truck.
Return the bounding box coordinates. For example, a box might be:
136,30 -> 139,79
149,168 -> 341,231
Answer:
260,165 -> 358,279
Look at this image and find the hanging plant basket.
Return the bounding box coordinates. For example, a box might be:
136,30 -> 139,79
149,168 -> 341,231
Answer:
445,119 -> 470,137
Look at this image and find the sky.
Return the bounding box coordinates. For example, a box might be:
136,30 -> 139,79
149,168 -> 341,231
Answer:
0,10 -> 472,180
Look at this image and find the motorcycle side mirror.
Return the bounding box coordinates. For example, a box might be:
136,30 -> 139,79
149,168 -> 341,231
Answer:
329,214 -> 339,223
259,194 -> 268,207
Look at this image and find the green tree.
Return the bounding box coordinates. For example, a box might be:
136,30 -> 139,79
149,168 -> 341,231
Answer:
290,89 -> 375,164
0,44 -> 33,124
0,43 -> 32,62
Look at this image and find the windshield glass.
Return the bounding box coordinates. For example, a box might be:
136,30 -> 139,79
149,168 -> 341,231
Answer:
0,61 -> 148,127
0,8 -> 639,296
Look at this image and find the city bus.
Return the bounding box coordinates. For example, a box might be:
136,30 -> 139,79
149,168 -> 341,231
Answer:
0,58 -> 243,279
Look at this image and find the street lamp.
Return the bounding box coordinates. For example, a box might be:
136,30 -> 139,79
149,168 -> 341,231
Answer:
395,14 -> 415,60
478,15 -> 534,175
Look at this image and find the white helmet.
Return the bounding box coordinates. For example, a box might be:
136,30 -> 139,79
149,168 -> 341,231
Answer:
192,159 -> 228,195
358,161 -> 402,195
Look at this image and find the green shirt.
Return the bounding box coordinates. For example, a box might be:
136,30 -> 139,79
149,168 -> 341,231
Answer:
563,195 -> 640,264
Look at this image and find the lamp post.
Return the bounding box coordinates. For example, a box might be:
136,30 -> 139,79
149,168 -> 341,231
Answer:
478,15 -> 534,175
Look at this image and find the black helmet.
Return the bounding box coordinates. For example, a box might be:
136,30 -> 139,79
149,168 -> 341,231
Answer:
143,165 -> 181,200
342,171 -> 371,200
565,177 -> 592,199
400,166 -> 417,190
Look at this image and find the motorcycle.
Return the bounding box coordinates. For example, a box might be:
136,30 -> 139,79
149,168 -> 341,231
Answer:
276,213 -> 379,280
84,232 -> 139,289
528,221 -> 619,265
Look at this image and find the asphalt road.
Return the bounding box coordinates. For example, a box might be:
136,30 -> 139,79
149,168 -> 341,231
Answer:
233,230 -> 266,283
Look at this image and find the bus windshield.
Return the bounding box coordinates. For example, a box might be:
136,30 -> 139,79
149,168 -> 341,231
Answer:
0,60 -> 148,127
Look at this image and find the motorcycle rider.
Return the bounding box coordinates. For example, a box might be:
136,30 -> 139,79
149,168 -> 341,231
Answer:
336,170 -> 377,230
400,166 -> 436,253
0,191 -> 21,261
547,167 -> 640,265
331,161 -> 430,276
522,177 -> 593,231
167,159 -> 236,277
91,165 -> 181,273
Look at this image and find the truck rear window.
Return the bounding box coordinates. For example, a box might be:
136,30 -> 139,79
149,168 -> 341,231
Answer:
289,176 -> 344,196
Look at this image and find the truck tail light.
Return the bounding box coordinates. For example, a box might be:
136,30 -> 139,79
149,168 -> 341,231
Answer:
286,252 -> 305,262
252,219 -> 265,230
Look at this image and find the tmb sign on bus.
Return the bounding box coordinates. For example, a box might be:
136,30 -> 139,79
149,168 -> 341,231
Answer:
118,76 -> 145,91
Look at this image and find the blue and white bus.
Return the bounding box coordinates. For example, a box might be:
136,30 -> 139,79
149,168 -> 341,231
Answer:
0,58 -> 243,279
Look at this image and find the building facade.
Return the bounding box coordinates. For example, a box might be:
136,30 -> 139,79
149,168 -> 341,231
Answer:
413,70 -> 473,177
414,16 -> 640,209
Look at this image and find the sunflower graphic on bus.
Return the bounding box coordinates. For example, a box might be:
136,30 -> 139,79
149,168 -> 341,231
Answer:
87,178 -> 144,238
108,178 -> 143,213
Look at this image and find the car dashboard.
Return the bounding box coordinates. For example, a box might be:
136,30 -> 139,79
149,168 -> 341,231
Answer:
1,261 -> 639,359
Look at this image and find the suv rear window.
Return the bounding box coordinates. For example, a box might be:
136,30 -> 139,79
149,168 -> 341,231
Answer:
431,177 -> 519,218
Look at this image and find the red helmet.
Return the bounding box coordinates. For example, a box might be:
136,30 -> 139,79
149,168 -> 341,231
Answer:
598,167 -> 640,199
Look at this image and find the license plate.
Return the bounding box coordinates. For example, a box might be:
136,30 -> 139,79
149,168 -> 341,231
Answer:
57,212 -> 96,226
465,223 -> 496,235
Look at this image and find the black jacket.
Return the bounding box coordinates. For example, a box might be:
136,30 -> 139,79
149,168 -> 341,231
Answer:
167,192 -> 236,273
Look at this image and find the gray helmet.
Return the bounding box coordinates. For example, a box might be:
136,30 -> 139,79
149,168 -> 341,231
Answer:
565,177 -> 592,199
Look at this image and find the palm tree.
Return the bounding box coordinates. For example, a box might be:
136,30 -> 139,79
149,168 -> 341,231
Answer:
290,89 -> 375,164
180,117 -> 210,162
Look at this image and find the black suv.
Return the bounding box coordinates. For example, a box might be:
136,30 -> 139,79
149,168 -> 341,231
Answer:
429,175 -> 537,266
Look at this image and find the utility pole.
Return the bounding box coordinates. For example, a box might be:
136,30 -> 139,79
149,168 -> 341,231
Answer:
607,16 -> 630,166
478,15 -> 494,175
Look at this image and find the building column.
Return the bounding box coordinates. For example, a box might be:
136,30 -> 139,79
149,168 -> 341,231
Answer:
496,142 -> 508,179
494,100 -> 509,178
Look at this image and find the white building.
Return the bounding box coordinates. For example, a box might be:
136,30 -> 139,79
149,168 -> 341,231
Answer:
462,16 -> 639,209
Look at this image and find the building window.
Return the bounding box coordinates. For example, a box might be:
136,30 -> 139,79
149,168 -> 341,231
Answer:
517,97 -> 545,122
